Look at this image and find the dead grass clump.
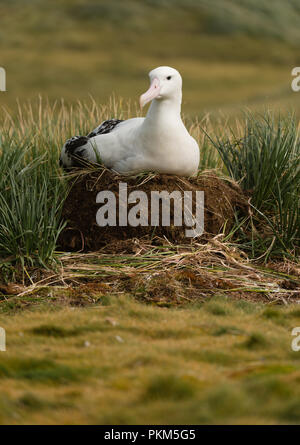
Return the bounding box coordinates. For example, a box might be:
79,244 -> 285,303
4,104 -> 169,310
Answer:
1,236 -> 299,309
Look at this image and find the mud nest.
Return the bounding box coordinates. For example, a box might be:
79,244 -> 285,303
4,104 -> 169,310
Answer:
58,169 -> 248,252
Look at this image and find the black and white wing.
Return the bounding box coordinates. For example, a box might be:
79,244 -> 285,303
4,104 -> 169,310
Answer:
87,119 -> 123,138
59,119 -> 123,170
59,136 -> 90,169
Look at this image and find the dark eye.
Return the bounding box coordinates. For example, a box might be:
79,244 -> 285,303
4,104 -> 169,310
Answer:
166,76 -> 172,80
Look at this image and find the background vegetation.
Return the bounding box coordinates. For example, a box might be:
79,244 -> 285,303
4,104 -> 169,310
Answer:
1,0 -> 300,116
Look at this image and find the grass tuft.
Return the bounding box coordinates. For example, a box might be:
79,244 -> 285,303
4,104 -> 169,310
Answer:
0,358 -> 86,383
205,303 -> 230,316
207,112 -> 300,259
241,332 -> 269,350
144,375 -> 196,401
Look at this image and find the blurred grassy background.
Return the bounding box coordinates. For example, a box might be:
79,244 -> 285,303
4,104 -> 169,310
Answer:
0,0 -> 300,118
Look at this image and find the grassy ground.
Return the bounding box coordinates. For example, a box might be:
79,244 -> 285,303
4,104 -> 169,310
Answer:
1,294 -> 300,425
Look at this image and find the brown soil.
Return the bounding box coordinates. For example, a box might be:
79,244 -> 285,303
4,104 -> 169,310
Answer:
58,169 -> 248,252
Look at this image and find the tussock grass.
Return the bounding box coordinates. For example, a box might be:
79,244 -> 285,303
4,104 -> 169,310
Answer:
207,112 -> 300,259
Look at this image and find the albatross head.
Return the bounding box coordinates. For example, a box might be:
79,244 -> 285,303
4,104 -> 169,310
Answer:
139,66 -> 182,109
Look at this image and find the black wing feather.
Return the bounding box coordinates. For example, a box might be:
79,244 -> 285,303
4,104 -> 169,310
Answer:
87,119 -> 123,138
60,120 -> 123,169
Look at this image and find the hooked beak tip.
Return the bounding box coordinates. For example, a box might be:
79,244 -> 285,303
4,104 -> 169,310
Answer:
139,78 -> 160,110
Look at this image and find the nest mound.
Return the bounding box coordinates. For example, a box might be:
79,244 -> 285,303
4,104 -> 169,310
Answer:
58,169 -> 248,252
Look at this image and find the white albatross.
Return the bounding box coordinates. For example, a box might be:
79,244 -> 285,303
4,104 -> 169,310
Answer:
59,66 -> 200,176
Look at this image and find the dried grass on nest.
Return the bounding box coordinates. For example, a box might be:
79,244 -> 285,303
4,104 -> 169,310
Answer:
2,235 -> 299,307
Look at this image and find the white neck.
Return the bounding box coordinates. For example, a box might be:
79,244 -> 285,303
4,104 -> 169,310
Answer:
143,93 -> 183,129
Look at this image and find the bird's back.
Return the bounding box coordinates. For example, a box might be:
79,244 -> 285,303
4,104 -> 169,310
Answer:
91,117 -> 145,169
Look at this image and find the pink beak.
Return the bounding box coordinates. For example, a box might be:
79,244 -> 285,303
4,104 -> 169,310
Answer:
139,78 -> 161,109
